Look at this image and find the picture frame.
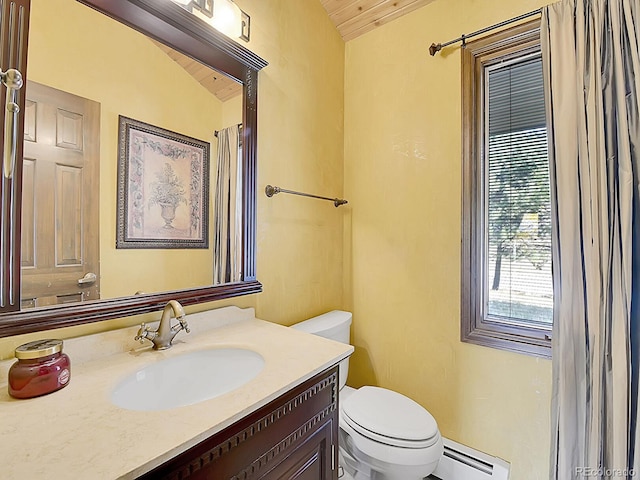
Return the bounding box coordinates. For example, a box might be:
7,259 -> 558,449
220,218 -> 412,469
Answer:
116,116 -> 210,249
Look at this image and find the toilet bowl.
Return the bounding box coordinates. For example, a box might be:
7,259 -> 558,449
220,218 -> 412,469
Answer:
292,311 -> 443,480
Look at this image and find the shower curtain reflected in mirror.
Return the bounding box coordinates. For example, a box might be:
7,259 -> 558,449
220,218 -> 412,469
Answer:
213,125 -> 242,284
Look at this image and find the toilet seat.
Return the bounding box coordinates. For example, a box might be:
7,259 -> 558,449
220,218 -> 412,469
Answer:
341,386 -> 439,449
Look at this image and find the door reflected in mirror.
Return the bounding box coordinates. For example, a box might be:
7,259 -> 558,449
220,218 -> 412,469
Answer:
21,0 -> 243,308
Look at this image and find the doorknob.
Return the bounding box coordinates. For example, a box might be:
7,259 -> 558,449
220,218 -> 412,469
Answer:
77,272 -> 97,285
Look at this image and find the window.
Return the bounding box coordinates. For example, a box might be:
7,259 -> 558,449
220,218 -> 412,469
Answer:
461,20 -> 552,357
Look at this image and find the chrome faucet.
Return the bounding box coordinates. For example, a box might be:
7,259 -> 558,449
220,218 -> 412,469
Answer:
135,300 -> 190,350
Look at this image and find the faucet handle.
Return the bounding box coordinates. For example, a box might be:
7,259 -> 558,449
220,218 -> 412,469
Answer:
134,323 -> 148,343
179,317 -> 190,334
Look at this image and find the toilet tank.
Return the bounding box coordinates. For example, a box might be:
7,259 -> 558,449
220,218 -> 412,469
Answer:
291,310 -> 352,390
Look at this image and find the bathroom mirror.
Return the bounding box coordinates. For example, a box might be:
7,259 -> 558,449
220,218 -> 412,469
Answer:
0,0 -> 267,337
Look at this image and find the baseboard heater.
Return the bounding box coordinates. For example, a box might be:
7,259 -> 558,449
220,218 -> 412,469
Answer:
431,438 -> 510,480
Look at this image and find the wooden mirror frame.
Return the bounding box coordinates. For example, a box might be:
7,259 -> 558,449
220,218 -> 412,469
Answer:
0,0 -> 266,338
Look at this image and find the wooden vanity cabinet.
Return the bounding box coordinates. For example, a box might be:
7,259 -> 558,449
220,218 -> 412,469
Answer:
139,366 -> 339,480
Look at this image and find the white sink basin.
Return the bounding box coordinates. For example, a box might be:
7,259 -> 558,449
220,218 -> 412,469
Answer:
111,348 -> 265,411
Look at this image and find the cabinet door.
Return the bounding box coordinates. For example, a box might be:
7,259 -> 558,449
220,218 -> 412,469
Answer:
258,419 -> 335,480
0,0 -> 30,313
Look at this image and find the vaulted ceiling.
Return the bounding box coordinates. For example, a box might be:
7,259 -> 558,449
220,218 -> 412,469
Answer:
320,0 -> 435,41
157,1 -> 436,101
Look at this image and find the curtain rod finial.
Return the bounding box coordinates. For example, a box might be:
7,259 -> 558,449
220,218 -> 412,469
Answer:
429,43 -> 442,56
265,185 -> 280,197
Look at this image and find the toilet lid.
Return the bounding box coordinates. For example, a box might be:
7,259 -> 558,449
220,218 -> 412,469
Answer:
341,386 -> 439,448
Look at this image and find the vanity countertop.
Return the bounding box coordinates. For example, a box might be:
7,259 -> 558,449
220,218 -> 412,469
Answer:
0,306 -> 353,480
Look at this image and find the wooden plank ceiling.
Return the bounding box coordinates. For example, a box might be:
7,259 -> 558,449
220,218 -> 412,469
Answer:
152,39 -> 242,102
321,0 -> 435,41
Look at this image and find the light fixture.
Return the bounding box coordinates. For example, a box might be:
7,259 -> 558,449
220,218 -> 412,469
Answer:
172,0 -> 250,42
211,0 -> 242,39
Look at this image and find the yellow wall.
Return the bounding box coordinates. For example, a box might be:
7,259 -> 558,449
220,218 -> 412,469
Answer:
343,1 -> 551,479
221,95 -> 243,127
28,0 -> 227,299
239,0 -> 346,324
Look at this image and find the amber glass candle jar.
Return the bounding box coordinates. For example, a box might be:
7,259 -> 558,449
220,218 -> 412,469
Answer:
8,339 -> 71,399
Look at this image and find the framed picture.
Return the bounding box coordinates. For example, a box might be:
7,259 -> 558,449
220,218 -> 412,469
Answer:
116,116 -> 210,249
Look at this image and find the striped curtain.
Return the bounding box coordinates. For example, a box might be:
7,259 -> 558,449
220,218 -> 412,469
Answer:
213,125 -> 242,284
541,0 -> 640,477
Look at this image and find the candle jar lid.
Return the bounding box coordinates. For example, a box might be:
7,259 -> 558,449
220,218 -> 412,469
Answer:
15,339 -> 63,360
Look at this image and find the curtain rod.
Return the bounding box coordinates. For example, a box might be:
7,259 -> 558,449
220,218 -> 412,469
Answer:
429,8 -> 542,56
265,185 -> 348,208
214,123 -> 242,137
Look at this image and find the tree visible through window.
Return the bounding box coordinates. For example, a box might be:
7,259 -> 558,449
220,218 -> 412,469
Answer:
461,20 -> 552,357
487,129 -> 552,324
486,56 -> 552,326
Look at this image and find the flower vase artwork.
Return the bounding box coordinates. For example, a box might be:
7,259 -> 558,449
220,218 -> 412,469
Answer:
147,163 -> 187,229
117,116 -> 209,249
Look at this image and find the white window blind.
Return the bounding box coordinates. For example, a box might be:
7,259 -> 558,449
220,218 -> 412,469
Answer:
485,54 -> 553,326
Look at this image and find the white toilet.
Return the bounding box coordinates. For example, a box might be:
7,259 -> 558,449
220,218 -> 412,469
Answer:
292,310 -> 443,480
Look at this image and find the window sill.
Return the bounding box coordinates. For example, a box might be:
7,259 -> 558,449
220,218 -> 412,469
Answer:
462,322 -> 551,358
